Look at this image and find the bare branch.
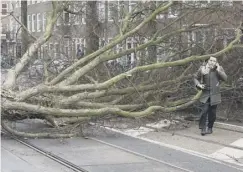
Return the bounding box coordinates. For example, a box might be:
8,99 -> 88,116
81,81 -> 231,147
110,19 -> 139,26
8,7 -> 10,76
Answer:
49,1 -> 174,85
3,2 -> 64,90
10,12 -> 37,40
2,91 -> 202,118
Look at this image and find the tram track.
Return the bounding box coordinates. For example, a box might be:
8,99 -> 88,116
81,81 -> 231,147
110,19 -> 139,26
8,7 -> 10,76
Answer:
1,130 -> 89,172
1,130 -> 192,172
1,121 -> 242,172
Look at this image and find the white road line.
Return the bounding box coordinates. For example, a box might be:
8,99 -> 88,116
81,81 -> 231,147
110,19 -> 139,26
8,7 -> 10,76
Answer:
211,138 -> 243,166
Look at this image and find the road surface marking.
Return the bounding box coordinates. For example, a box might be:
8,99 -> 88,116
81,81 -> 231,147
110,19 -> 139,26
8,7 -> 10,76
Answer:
96,124 -> 243,171
211,138 -> 243,166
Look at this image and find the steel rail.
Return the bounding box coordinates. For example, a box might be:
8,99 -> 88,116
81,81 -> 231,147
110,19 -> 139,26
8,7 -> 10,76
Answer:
1,130 -> 89,172
2,130 -> 190,172
89,137 -> 194,172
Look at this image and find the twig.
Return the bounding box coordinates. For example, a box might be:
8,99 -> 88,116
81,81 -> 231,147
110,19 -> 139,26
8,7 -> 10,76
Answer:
10,12 -> 37,40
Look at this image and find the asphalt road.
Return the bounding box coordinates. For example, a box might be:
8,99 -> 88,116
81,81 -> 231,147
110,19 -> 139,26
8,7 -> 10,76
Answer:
2,129 -> 242,172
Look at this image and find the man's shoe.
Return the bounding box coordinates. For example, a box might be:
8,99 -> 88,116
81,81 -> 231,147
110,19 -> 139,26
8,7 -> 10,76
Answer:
201,128 -> 206,136
207,128 -> 213,134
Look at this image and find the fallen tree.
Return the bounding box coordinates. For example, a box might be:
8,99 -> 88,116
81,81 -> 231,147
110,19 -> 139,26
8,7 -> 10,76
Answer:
1,1 -> 243,138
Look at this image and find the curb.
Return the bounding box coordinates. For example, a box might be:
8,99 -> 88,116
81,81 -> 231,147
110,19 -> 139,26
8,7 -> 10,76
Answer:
214,122 -> 243,133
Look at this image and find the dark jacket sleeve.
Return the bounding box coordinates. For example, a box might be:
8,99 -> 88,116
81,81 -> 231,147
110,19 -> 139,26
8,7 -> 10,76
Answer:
217,66 -> 227,81
194,66 -> 202,87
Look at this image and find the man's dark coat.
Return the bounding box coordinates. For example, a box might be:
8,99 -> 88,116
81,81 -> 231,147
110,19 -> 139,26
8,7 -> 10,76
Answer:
194,65 -> 227,105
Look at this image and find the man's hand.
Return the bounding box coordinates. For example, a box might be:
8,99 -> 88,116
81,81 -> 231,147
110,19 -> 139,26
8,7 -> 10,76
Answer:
197,83 -> 205,90
216,63 -> 221,71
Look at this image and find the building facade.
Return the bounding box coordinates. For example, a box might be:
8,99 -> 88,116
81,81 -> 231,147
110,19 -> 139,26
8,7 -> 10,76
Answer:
1,0 -> 242,68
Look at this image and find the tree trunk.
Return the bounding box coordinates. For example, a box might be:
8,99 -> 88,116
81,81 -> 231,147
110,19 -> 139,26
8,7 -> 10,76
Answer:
21,1 -> 28,56
86,1 -> 99,55
147,2 -> 157,64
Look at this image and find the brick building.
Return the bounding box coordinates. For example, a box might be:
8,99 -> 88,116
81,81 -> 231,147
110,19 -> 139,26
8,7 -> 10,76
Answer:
1,0 -> 242,67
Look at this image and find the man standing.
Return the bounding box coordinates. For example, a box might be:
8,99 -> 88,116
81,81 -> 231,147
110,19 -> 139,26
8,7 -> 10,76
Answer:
194,57 -> 227,136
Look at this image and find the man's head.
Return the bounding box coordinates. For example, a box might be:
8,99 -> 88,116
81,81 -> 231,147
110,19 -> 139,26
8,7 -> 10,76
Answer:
207,56 -> 217,69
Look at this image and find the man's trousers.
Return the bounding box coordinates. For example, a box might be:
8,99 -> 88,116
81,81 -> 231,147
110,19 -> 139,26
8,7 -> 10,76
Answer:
199,98 -> 217,129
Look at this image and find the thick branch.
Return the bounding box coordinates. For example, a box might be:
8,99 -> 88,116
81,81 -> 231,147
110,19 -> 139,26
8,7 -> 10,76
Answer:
2,91 -> 202,118
1,120 -> 76,138
100,29 -> 242,90
3,2 -> 63,90
49,1 -> 174,85
75,101 -> 150,111
16,27 -> 240,101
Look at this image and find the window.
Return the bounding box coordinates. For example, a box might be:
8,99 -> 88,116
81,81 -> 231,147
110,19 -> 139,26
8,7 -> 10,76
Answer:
168,7 -> 179,18
55,43 -> 60,58
224,28 -> 235,45
38,48 -> 41,58
40,46 -> 44,58
73,4 -> 84,25
75,38 -> 81,50
9,2 -> 13,11
129,1 -> 137,13
108,1 -> 118,21
118,1 -> 125,21
98,1 -> 105,22
56,14 -> 61,26
27,15 -> 31,31
32,0 -> 37,4
37,13 -> 41,32
194,30 -> 205,46
42,12 -> 46,31
80,38 -> 86,54
63,11 -> 70,24
81,2 -> 86,24
126,37 -> 137,66
74,14 -> 80,25
49,43 -> 54,56
221,0 -> 233,6
10,17 -> 14,32
32,14 -> 36,32
2,3 -> 8,15
64,39 -> 70,56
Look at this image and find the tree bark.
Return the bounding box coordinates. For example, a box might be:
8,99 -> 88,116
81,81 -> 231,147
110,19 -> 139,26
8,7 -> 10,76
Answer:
21,1 -> 28,56
86,1 -> 99,55
147,2 -> 157,64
